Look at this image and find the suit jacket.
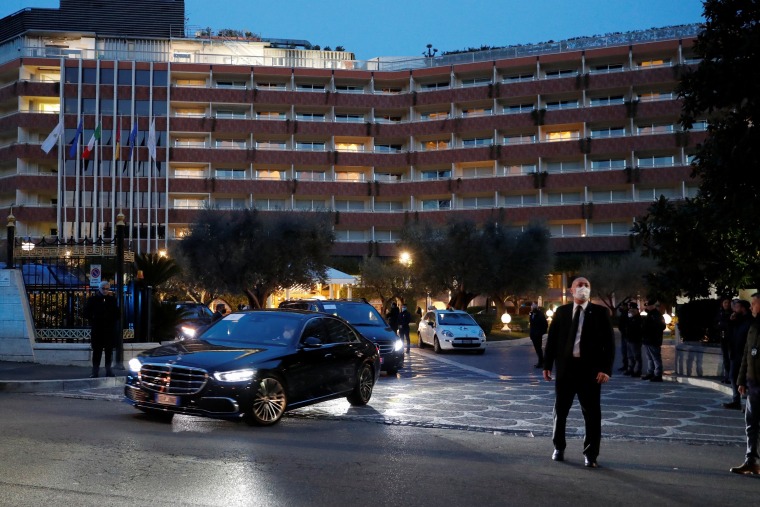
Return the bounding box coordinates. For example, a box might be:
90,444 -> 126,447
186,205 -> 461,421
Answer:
544,302 -> 615,381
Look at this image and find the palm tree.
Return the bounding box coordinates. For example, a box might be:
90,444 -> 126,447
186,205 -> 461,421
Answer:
133,252 -> 181,288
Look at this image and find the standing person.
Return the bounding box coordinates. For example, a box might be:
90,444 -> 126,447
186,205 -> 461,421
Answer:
212,304 -> 226,322
730,293 -> 760,475
715,298 -> 734,383
84,281 -> 120,378
386,302 -> 400,334
398,304 -> 412,353
724,300 -> 751,410
641,298 -> 666,382
624,302 -> 643,377
529,302 -> 548,368
616,301 -> 630,373
543,277 -> 615,468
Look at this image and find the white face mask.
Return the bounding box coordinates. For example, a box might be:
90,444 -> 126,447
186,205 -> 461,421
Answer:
574,286 -> 591,301
627,312 -> 633,318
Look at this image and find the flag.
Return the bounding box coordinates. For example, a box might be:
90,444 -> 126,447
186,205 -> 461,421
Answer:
147,117 -> 157,161
82,121 -> 102,159
127,121 -> 138,160
41,120 -> 63,154
68,119 -> 84,159
114,119 -> 121,161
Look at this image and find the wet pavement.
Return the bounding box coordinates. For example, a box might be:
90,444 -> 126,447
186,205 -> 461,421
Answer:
9,337 -> 745,446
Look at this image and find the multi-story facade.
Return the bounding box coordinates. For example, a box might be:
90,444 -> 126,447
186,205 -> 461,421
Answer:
0,0 -> 705,264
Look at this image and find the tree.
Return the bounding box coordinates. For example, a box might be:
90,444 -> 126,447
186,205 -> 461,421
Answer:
580,250 -> 657,312
636,1 -> 760,296
178,209 -> 335,308
355,256 -> 422,312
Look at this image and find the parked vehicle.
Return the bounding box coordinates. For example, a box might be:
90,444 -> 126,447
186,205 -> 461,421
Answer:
279,299 -> 405,374
418,309 -> 487,354
170,301 -> 214,339
124,309 -> 381,425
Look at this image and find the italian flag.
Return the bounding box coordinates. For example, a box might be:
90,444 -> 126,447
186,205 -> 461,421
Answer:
82,121 -> 101,159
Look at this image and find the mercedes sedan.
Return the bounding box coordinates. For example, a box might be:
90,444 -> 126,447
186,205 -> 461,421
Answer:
124,309 -> 380,426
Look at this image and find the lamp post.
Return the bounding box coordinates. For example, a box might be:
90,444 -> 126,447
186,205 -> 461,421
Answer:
423,44 -> 438,58
115,212 -> 125,369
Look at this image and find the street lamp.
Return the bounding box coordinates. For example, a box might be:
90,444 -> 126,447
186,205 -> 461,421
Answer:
423,44 -> 438,58
501,312 -> 512,331
399,251 -> 412,267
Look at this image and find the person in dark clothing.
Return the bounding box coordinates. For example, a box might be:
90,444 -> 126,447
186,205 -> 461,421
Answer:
386,302 -> 400,333
641,299 -> 666,382
212,304 -> 226,322
617,301 -> 630,373
725,300 -> 751,410
529,302 -> 548,368
84,281 -> 120,378
624,302 -> 643,377
714,298 -> 734,383
398,304 -> 412,352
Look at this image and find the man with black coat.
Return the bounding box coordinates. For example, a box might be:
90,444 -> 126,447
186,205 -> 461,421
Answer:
529,302 -> 548,368
724,299 -> 751,409
641,298 -> 666,382
84,281 -> 120,378
543,276 -> 615,468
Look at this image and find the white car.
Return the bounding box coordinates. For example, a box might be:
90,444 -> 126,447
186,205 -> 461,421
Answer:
418,310 -> 487,354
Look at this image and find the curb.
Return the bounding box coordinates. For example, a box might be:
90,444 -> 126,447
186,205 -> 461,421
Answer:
664,374 -> 733,396
0,376 -> 125,393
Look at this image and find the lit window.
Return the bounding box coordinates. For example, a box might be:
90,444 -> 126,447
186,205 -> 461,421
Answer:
545,130 -> 580,142
423,140 -> 449,151
255,170 -> 286,180
295,171 -> 326,181
174,168 -> 204,179
335,171 -> 364,181
334,143 -> 364,152
421,111 -> 449,120
638,58 -> 670,68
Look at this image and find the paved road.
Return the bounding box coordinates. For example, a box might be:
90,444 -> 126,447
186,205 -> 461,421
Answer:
56,338 -> 746,446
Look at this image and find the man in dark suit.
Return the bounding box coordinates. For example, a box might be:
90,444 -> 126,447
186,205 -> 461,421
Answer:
543,276 -> 615,468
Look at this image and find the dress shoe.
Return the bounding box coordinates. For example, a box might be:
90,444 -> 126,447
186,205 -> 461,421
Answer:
649,376 -> 663,382
584,456 -> 599,468
641,374 -> 654,380
729,462 -> 760,475
723,401 -> 742,410
552,449 -> 564,462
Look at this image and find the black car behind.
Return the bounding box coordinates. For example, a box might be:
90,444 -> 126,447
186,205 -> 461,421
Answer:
124,309 -> 380,425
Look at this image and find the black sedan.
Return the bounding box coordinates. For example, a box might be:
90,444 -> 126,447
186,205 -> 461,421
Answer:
124,309 -> 380,426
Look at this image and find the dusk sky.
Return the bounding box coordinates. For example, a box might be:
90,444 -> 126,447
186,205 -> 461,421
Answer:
2,0 -> 706,60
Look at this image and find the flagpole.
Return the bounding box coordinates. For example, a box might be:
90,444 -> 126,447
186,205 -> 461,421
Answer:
92,114 -> 99,239
111,116 -> 117,238
74,119 -> 81,241
56,119 -> 62,240
129,116 -> 136,245
147,132 -> 152,253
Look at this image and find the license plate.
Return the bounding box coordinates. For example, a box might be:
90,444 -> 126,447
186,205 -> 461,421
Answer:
155,393 -> 179,406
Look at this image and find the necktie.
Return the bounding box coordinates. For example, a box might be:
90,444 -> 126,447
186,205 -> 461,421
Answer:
570,305 -> 582,352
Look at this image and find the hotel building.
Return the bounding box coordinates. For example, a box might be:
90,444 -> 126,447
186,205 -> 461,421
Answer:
0,0 -> 704,264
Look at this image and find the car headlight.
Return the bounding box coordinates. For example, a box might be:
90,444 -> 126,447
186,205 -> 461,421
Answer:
393,339 -> 404,351
213,368 -> 256,383
128,357 -> 142,373
180,325 -> 196,338
441,330 -> 454,338
478,329 -> 486,338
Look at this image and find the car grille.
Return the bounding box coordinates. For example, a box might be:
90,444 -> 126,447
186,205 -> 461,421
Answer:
139,364 -> 209,395
377,342 -> 395,355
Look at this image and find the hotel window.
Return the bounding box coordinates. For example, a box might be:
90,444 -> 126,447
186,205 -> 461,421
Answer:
296,112 -> 325,121
461,196 -> 495,209
256,140 -> 287,150
545,99 -> 579,110
375,230 -> 400,242
683,56 -> 702,65
375,144 -> 403,153
215,197 -> 247,210
549,223 -> 583,237
590,63 -> 625,74
503,193 -> 539,206
591,222 -> 632,236
545,130 -> 580,142
335,142 -> 364,152
589,95 -> 625,107
638,58 -> 671,68
255,169 -> 286,180
295,141 -> 326,151
590,126 -> 625,138
462,107 -> 492,117
503,73 -> 535,83
637,155 -> 675,168
215,169 -> 246,180
638,187 -> 680,200
461,77 -> 491,87
374,200 -> 404,211
504,133 -> 536,145
175,108 -> 206,117
421,81 -> 450,91
460,166 -> 493,178
590,190 -> 630,203
335,85 -> 364,93
637,124 -> 675,135
376,114 -> 403,124
295,199 -> 328,210
504,163 -> 537,175
334,200 -> 366,211
638,91 -> 674,102
686,153 -> 697,165
296,83 -> 326,91
545,69 -> 577,79
174,168 -> 205,179
215,139 -> 247,149
335,171 -> 364,181
335,114 -> 364,123
547,191 -> 582,204
256,111 -> 286,120
175,78 -> 206,87
335,230 -> 367,241
688,120 -> 708,131
174,138 -> 208,148
215,110 -> 247,119
377,86 -> 403,94
462,137 -> 493,147
421,199 -> 451,210
421,111 -> 449,121
216,81 -> 247,89
505,103 -> 535,114
423,140 -> 450,151
172,227 -> 190,239
173,198 -> 207,209
590,158 -> 626,171
256,82 -> 287,90
685,186 -> 699,198
253,198 -> 286,210
545,160 -> 583,174
420,169 -> 451,180
295,170 -> 326,181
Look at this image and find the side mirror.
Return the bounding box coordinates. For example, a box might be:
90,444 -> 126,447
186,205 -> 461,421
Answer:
427,320 -> 435,327
301,336 -> 323,348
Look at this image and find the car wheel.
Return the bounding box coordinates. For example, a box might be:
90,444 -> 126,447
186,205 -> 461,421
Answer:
137,407 -> 175,422
418,335 -> 426,349
246,376 -> 287,426
434,336 -> 443,354
347,363 -> 374,406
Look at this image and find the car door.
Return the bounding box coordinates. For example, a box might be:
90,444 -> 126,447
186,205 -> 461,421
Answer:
285,317 -> 334,402
419,311 -> 436,345
322,317 -> 363,393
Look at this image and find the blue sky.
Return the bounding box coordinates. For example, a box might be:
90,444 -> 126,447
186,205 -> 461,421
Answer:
2,0 -> 705,60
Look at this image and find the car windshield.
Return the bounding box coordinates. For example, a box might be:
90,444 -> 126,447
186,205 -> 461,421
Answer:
199,313 -> 303,347
177,304 -> 213,319
322,303 -> 386,327
437,312 -> 479,326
